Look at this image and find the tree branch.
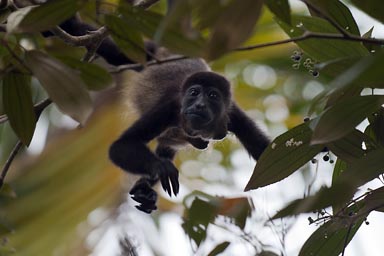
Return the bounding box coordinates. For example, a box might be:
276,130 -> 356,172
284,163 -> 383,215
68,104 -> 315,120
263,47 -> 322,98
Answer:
0,141 -> 23,189
235,31 -> 384,52
50,26 -> 109,47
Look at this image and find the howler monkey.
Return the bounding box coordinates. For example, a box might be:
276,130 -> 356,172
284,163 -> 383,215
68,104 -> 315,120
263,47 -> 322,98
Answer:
47,16 -> 270,214
109,57 -> 270,213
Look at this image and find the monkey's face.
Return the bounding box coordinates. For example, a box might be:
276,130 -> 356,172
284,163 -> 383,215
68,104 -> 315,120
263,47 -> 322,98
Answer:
181,84 -> 228,139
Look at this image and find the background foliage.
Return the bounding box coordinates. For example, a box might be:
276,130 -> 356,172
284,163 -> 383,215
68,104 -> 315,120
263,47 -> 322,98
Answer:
0,0 -> 384,255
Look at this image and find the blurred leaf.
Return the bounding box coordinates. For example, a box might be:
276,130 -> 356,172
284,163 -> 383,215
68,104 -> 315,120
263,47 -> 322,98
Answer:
57,56 -> 113,91
9,0 -> 82,33
351,0 -> 384,24
273,184 -> 353,219
277,15 -> 368,62
0,246 -> 16,255
312,95 -> 384,144
245,123 -> 323,191
119,4 -> 205,57
305,0 -> 360,35
265,0 -> 291,25
299,217 -> 365,256
1,103 -> 124,254
205,0 -> 263,60
326,129 -> 372,162
24,50 -> 92,125
207,241 -> 230,256
6,6 -> 33,33
182,193 -> 251,246
182,197 -> 216,246
2,72 -> 36,146
105,14 -> 146,64
0,184 -> 17,199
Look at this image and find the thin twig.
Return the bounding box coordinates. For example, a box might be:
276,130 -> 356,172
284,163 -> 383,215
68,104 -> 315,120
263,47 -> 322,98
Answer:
0,141 -> 23,189
0,98 -> 52,125
110,55 -> 189,73
235,31 -> 384,52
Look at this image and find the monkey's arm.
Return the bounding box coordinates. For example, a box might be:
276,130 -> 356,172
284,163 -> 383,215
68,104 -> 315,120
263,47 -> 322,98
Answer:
109,101 -> 180,196
228,104 -> 270,160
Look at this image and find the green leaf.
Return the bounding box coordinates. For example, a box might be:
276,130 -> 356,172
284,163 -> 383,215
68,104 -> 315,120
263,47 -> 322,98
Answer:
306,0 -> 360,35
182,197 -> 216,246
366,107 -> 384,147
265,0 -> 291,25
57,57 -> 113,91
24,50 -> 92,125
17,0 -> 82,33
205,0 -> 263,60
245,123 -> 323,191
361,26 -> 380,53
331,159 -> 348,213
277,15 -> 368,62
342,148 -> 384,188
351,0 -> 384,25
119,4 -> 205,57
299,218 -> 365,256
207,242 -> 230,256
273,184 -> 353,219
105,14 -> 146,64
312,95 -> 384,144
182,193 -> 251,246
326,129 -> 371,162
3,72 -> 36,146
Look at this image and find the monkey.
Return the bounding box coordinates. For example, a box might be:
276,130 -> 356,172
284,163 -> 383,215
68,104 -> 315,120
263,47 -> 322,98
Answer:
109,56 -> 270,213
44,15 -> 270,214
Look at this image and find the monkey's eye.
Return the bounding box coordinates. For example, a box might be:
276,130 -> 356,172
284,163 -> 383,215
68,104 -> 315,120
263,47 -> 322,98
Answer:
189,88 -> 200,96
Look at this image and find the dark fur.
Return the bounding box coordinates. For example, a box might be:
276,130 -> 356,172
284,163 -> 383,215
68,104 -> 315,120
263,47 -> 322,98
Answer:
109,58 -> 270,213
48,16 -> 270,214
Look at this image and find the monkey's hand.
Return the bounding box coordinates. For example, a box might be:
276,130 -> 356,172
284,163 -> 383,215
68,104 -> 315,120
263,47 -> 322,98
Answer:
130,178 -> 158,214
150,159 -> 179,197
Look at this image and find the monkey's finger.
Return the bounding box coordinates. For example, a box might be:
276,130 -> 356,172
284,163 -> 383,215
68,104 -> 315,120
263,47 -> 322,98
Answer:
170,174 -> 179,196
160,175 -> 172,197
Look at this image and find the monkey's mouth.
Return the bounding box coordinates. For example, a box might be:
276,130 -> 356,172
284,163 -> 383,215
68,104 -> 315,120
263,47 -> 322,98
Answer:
184,111 -> 211,128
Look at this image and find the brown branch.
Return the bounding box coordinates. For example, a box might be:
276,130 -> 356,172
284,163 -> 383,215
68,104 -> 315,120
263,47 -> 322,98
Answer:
50,25 -> 109,47
235,31 -> 384,52
0,141 -> 23,189
110,55 -> 189,73
136,0 -> 161,9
